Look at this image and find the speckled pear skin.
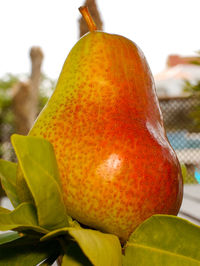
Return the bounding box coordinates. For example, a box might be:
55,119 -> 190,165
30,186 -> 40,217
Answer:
29,31 -> 183,242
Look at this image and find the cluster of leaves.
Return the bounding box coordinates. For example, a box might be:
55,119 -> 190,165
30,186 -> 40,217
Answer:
0,135 -> 200,265
0,73 -> 55,160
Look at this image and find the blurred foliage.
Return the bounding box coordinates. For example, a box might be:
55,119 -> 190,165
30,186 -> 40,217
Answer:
184,51 -> 200,131
182,51 -> 200,184
184,82 -> 200,131
181,164 -> 198,184
0,73 -> 55,161
0,74 -> 20,159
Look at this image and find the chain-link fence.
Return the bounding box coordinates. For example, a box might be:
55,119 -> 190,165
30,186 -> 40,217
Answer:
159,96 -> 200,183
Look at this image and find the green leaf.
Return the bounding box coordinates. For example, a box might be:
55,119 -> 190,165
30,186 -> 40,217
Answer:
62,242 -> 92,266
0,159 -> 20,207
42,227 -> 122,266
0,236 -> 61,266
40,227 -> 71,242
68,228 -> 122,266
0,202 -> 47,234
40,221 -> 81,242
124,215 -> 200,266
11,134 -> 69,231
0,206 -> 11,214
0,232 -> 21,245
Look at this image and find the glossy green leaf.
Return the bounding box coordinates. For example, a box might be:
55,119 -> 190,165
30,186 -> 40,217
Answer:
11,134 -> 69,230
42,227 -> 122,266
68,228 -> 122,266
40,219 -> 81,242
124,215 -> 200,266
0,159 -> 20,207
40,227 -> 71,242
0,232 -> 21,245
0,202 -> 47,234
62,242 -> 92,266
0,236 -> 60,266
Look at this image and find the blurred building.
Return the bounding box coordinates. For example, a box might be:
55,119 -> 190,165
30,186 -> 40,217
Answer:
155,54 -> 200,98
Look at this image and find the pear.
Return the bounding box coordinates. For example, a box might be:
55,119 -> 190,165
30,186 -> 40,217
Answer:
28,7 -> 183,242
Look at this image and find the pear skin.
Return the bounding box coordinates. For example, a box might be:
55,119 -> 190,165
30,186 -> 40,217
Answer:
29,7 -> 183,242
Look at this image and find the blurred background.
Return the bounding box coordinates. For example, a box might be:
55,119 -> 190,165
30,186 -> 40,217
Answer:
0,0 -> 200,186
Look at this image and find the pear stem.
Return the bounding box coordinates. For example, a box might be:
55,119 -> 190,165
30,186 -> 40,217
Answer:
79,6 -> 97,32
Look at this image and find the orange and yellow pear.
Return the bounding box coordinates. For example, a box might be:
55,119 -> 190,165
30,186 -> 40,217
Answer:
28,7 -> 183,242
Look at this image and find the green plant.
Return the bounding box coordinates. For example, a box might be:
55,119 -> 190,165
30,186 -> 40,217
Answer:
0,135 -> 199,265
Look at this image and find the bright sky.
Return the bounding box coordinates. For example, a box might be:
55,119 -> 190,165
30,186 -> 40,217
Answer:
0,0 -> 199,80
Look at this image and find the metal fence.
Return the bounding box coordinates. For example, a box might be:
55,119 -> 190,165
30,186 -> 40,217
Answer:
159,96 -> 200,183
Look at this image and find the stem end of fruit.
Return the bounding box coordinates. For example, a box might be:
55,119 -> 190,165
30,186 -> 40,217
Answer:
79,6 -> 97,32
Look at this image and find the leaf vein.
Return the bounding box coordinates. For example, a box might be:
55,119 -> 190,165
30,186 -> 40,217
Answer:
127,243 -> 200,264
